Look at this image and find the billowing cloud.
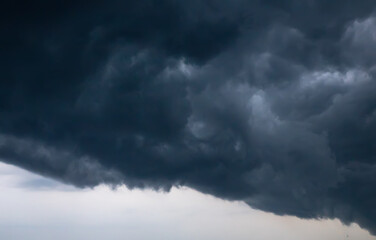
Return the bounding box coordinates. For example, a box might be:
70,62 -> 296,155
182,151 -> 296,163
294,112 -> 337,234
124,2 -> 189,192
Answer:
1,0 -> 376,234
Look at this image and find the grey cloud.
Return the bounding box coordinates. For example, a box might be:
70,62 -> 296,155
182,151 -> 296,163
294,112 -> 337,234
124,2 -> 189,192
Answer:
1,0 -> 376,235
342,16 -> 376,67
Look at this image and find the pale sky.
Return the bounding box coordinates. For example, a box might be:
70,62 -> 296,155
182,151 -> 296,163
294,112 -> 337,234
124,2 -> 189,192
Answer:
0,162 -> 374,240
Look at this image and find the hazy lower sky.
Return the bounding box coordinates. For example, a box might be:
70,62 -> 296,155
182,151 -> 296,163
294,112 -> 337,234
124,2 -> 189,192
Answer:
0,162 -> 374,240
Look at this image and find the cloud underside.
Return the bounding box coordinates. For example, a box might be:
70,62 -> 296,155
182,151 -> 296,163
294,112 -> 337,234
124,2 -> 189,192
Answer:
1,0 -> 376,234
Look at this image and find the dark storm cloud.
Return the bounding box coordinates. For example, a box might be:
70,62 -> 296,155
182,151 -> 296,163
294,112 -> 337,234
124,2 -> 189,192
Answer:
1,0 -> 376,234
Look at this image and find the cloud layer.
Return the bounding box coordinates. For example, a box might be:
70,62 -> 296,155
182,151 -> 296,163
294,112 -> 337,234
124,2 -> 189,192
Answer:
1,0 -> 376,234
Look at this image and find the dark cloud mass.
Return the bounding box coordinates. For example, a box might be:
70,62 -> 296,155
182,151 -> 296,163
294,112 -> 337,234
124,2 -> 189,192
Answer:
1,0 -> 376,234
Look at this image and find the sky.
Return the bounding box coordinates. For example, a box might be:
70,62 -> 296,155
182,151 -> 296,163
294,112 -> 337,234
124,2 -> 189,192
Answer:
1,0 -> 376,239
0,161 -> 374,240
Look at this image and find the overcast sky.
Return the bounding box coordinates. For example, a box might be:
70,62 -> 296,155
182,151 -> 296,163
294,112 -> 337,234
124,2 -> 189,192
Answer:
1,0 -> 376,238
